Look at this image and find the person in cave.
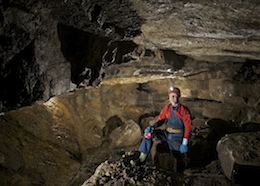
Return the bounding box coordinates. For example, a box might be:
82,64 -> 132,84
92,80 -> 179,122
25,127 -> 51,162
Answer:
130,87 -> 192,172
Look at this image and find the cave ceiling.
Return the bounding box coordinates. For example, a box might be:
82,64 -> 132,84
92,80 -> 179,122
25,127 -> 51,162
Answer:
2,0 -> 260,63
57,0 -> 260,62
1,0 -> 260,112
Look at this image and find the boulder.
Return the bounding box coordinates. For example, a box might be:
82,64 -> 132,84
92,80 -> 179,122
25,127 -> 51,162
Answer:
109,119 -> 142,148
217,131 -> 260,185
206,119 -> 238,137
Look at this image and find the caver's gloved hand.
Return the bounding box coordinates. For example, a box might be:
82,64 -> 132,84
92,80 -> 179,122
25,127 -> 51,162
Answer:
180,138 -> 188,153
144,126 -> 154,139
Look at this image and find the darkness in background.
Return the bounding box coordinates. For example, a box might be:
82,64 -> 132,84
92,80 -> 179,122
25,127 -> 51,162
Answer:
163,50 -> 187,70
58,23 -> 137,85
0,42 -> 44,112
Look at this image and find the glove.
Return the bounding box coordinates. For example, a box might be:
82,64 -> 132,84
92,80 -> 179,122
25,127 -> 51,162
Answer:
180,138 -> 188,153
144,126 -> 154,134
144,126 -> 154,139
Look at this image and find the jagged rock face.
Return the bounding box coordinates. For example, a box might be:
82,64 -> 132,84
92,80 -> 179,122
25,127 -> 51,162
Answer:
132,0 -> 260,62
104,57 -> 260,123
0,69 -> 259,185
1,0 -> 260,112
0,85 -> 148,185
0,0 -> 142,112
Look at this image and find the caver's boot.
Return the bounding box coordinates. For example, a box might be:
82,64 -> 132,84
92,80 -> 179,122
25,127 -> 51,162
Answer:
130,152 -> 147,167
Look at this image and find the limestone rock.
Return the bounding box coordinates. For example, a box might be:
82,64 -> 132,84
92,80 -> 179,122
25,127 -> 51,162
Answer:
0,89 -> 104,185
206,119 -> 238,137
1,0 -> 260,185
81,158 -> 176,186
217,131 -> 260,185
0,112 -> 81,186
1,0 -> 260,115
132,0 -> 260,62
109,119 -> 142,148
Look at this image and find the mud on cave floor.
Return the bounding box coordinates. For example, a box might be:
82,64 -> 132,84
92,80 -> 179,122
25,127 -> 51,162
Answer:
70,144 -> 232,186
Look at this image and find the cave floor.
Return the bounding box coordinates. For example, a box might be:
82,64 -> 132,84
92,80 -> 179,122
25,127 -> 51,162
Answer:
70,144 -> 235,186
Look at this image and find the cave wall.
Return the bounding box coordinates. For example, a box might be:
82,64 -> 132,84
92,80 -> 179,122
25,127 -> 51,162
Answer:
1,0 -> 260,112
1,59 -> 260,184
1,53 -> 260,185
103,56 -> 260,123
0,0 -> 142,112
1,0 -> 260,185
0,1 -> 72,112
57,23 -> 137,86
0,42 -> 44,110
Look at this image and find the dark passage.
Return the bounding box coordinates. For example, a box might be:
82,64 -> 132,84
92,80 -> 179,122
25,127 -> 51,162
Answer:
57,23 -> 137,86
0,42 -> 44,112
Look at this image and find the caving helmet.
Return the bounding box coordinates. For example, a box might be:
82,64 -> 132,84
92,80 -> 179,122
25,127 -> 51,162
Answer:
168,87 -> 181,97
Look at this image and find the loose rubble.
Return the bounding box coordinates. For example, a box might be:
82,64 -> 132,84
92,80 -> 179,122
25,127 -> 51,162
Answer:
82,151 -> 182,186
81,149 -> 235,186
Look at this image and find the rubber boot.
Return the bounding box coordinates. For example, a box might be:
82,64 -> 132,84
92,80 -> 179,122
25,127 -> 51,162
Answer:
130,152 -> 147,167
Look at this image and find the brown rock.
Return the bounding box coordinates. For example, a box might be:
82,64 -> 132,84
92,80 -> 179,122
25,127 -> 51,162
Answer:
109,119 -> 142,148
217,132 -> 260,184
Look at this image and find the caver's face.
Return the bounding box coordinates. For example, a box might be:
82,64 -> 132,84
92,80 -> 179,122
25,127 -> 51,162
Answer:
169,92 -> 179,107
